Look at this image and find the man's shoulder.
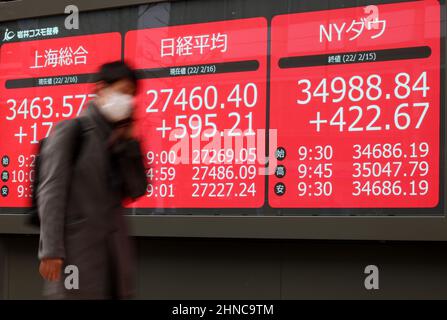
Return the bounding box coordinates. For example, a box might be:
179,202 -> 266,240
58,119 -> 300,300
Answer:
54,116 -> 91,135
53,117 -> 79,131
43,118 -> 86,150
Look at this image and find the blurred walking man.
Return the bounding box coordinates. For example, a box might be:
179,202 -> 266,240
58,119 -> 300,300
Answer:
37,61 -> 147,299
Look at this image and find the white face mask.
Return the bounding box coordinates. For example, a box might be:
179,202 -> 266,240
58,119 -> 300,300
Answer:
99,92 -> 134,123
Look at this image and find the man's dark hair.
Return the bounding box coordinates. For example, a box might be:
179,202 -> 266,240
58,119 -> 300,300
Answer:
95,61 -> 138,90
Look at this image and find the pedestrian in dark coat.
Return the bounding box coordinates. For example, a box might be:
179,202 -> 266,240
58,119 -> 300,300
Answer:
37,61 -> 147,299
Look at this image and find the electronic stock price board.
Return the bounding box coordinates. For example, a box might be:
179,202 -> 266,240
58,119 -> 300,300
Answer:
0,0 -> 443,216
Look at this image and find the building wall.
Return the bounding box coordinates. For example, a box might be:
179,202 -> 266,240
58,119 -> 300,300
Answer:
0,0 -> 165,22
1,235 -> 447,299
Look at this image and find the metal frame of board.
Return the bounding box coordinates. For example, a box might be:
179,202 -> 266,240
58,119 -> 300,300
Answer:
0,0 -> 446,241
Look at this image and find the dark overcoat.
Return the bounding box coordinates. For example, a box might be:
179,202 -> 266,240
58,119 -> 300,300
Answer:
37,102 -> 147,299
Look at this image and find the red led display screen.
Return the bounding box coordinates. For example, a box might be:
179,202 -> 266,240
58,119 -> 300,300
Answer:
125,18 -> 267,208
269,0 -> 441,208
0,33 -> 121,207
0,0 -> 444,215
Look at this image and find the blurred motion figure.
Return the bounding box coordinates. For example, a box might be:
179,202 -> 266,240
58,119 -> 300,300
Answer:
37,61 -> 147,299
